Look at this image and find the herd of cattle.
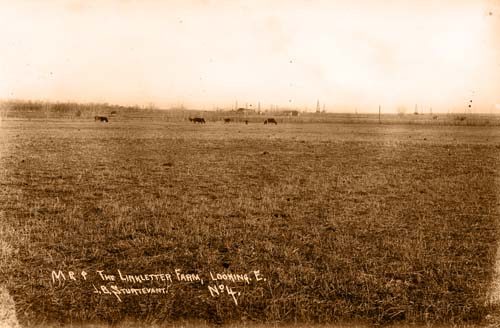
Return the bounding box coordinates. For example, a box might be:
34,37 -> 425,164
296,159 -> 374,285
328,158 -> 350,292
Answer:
189,117 -> 277,125
94,115 -> 278,125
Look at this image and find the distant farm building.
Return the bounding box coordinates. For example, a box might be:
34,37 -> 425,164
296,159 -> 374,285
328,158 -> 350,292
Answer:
282,110 -> 300,116
236,108 -> 256,115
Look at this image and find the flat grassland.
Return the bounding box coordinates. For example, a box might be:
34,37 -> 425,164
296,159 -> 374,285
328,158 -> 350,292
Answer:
1,115 -> 499,327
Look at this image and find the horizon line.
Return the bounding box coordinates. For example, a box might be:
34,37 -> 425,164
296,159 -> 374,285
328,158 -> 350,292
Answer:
1,98 -> 499,115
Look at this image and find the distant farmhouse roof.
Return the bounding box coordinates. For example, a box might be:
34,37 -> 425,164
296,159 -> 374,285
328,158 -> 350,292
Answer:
282,110 -> 300,116
236,108 -> 256,114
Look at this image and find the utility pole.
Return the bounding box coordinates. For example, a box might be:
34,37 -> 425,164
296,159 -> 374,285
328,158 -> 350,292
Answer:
378,105 -> 381,124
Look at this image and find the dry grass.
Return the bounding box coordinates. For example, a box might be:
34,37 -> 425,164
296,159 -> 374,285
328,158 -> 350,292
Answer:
0,118 -> 499,327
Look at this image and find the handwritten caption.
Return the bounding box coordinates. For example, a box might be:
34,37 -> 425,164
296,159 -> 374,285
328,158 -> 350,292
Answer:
50,268 -> 267,305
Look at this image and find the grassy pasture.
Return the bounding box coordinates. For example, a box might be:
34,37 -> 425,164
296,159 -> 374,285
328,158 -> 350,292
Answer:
2,100 -> 500,126
0,117 -> 500,327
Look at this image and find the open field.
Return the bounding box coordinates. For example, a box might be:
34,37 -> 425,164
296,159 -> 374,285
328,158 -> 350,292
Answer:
1,115 -> 500,327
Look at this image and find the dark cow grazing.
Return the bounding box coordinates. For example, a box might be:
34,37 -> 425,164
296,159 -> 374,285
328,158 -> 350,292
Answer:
191,117 -> 206,124
264,118 -> 277,125
245,120 -> 248,125
110,111 -> 117,115
224,118 -> 232,123
95,116 -> 108,122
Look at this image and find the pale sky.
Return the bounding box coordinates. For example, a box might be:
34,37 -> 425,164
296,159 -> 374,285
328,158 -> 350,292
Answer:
0,0 -> 499,112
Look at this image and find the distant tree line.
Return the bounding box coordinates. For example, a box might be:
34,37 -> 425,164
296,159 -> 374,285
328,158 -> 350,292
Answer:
0,100 -> 148,118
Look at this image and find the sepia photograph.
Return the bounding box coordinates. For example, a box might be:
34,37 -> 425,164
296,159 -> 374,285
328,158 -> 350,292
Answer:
1,0 -> 500,327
